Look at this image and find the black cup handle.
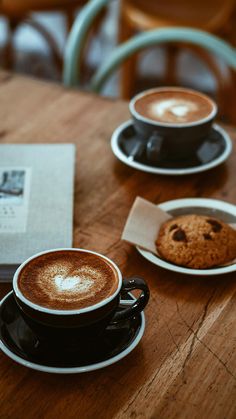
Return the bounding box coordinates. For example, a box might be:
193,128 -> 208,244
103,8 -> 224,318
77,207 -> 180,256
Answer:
128,141 -> 146,161
146,132 -> 164,162
111,277 -> 150,323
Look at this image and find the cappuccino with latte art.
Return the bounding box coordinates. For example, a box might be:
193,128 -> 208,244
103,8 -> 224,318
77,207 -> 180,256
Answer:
17,250 -> 119,310
13,249 -> 149,346
134,89 -> 215,125
129,87 -> 217,160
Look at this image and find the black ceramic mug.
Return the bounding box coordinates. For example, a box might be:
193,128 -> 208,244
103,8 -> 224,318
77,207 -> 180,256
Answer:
13,249 -> 150,349
129,87 -> 217,161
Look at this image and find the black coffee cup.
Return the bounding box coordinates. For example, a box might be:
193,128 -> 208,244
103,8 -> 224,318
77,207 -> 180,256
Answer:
13,249 -> 150,349
129,87 -> 217,161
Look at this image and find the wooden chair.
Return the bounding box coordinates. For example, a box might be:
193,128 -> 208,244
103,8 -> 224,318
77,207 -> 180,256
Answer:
120,0 -> 236,31
63,0 -> 236,122
0,0 -> 87,71
119,0 -> 236,99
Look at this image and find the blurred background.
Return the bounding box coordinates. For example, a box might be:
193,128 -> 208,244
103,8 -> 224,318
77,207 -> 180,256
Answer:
0,0 -> 236,121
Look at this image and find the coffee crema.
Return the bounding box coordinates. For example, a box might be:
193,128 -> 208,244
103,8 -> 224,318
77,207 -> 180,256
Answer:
134,90 -> 214,124
18,251 -> 119,310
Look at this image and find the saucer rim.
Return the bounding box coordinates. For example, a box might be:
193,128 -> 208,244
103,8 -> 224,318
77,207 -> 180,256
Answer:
111,120 -> 232,175
0,291 -> 145,374
137,198 -> 236,276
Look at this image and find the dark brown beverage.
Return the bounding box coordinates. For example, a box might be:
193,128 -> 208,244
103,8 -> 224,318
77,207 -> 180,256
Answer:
134,89 -> 215,124
18,250 -> 119,310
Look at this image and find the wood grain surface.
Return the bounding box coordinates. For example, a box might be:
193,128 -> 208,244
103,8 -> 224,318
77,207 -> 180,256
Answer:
0,72 -> 236,419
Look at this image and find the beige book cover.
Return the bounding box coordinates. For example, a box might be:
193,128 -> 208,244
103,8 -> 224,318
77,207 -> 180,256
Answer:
0,144 -> 75,281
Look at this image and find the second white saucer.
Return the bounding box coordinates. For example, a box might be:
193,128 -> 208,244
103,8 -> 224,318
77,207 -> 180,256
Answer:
111,120 -> 232,176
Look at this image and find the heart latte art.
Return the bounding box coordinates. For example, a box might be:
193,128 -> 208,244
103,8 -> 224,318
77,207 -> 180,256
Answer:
18,251 -> 119,310
54,273 -> 93,292
134,90 -> 214,124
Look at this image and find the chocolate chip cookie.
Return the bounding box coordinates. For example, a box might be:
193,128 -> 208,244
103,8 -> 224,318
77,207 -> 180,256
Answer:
156,214 -> 236,269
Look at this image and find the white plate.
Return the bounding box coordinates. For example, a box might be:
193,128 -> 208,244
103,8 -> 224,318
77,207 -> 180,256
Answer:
137,198 -> 236,276
111,120 -> 232,176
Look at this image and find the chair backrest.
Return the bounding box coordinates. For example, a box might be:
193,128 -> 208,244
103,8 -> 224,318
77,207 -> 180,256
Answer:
63,0 -> 109,87
0,0 -> 81,14
123,0 -> 236,31
63,0 -> 236,92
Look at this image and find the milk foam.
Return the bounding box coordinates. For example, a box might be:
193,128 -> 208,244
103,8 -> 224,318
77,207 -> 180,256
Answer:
150,99 -> 198,121
43,265 -> 104,302
55,274 -> 93,293
18,251 -> 119,310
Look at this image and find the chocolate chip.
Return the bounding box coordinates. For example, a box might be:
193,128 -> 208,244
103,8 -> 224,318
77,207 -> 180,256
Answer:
169,224 -> 178,232
206,219 -> 222,232
203,233 -> 212,240
172,228 -> 187,242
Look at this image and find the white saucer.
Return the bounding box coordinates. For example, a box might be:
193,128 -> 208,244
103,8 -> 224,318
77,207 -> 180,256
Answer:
111,120 -> 232,176
137,198 -> 236,276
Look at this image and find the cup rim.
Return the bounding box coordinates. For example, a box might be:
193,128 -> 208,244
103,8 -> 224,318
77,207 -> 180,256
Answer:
129,87 -> 217,128
13,248 -> 123,315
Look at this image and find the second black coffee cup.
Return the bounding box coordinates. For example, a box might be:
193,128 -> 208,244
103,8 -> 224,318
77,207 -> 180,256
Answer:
129,87 -> 217,161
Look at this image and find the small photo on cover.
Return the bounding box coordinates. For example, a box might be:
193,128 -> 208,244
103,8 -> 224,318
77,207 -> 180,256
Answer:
0,169 -> 26,204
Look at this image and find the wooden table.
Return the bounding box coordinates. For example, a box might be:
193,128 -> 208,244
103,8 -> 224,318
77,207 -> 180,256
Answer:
0,72 -> 236,419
